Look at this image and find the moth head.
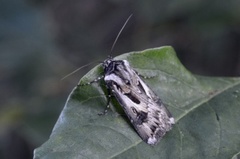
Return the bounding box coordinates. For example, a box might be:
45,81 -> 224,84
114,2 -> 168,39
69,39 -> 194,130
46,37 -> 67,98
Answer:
102,56 -> 114,73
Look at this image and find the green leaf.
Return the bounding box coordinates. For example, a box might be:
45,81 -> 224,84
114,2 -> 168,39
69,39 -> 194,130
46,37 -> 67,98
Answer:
34,46 -> 240,159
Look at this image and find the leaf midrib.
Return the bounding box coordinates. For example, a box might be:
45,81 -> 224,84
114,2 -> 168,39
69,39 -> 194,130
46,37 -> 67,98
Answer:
176,79 -> 240,122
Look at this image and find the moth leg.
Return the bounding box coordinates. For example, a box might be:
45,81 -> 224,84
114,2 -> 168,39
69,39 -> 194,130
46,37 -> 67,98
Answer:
139,74 -> 155,79
78,75 -> 104,86
98,88 -> 112,115
135,70 -> 156,79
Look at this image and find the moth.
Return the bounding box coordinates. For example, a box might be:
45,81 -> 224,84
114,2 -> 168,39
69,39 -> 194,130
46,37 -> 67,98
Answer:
78,15 -> 174,145
101,57 -> 174,145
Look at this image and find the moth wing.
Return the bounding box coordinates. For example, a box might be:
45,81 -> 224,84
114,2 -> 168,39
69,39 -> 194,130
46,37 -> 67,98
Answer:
105,72 -> 174,145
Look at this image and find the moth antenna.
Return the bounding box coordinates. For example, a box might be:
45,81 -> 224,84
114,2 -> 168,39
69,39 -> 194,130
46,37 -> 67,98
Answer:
61,60 -> 100,80
110,14 -> 133,55
62,14 -> 132,80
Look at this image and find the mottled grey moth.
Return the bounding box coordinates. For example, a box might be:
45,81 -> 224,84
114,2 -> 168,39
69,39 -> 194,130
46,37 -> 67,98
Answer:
103,57 -> 174,145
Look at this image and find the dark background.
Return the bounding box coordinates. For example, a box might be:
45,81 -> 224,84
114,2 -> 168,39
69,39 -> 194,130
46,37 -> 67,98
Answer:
0,0 -> 239,158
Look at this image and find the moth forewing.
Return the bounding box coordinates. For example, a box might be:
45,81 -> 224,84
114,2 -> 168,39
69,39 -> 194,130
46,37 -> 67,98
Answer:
103,58 -> 174,145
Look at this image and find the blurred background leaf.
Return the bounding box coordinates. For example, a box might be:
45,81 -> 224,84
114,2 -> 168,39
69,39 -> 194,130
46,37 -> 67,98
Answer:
0,0 -> 239,158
